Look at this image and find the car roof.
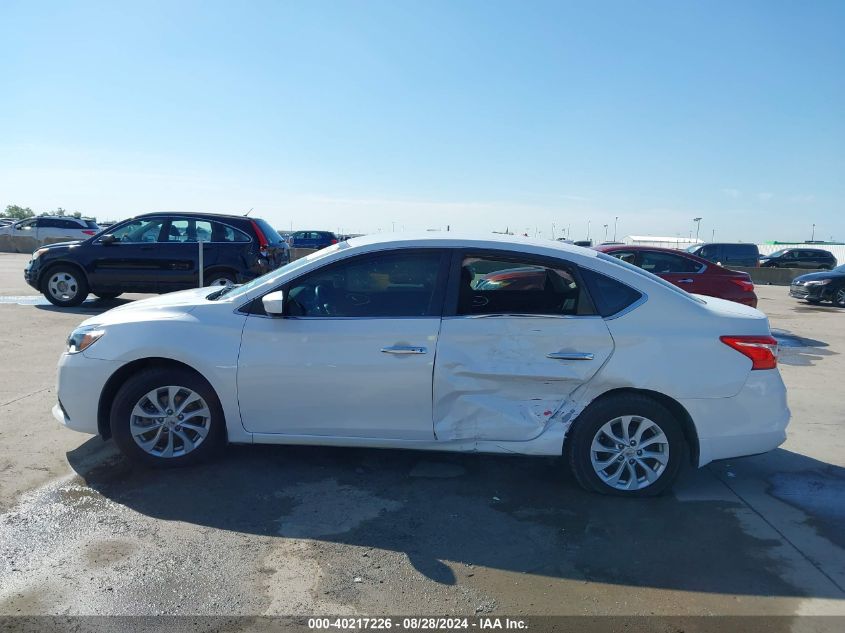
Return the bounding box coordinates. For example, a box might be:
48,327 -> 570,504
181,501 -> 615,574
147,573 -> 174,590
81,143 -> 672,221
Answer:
344,232 -> 601,259
134,211 -> 255,221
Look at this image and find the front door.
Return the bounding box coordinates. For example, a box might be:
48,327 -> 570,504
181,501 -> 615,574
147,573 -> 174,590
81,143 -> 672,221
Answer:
237,249 -> 449,439
433,252 -> 614,442
89,217 -> 169,291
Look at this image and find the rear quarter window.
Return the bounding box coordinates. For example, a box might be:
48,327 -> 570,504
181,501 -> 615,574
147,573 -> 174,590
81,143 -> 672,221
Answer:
252,219 -> 284,244
579,267 -> 643,317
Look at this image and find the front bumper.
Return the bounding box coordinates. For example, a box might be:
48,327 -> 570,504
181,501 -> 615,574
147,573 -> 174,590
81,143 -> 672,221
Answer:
680,369 -> 790,467
23,257 -> 41,290
790,283 -> 832,301
55,351 -> 123,435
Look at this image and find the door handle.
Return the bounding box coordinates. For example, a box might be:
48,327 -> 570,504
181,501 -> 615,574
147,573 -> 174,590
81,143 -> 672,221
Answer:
381,346 -> 427,355
676,278 -> 694,284
547,352 -> 594,361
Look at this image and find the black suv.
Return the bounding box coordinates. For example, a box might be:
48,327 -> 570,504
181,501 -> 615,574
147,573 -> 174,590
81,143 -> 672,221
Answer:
759,248 -> 837,270
25,212 -> 289,307
686,242 -> 760,267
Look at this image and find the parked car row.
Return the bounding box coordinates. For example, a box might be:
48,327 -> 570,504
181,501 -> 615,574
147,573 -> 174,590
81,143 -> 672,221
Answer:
24,212 -> 289,306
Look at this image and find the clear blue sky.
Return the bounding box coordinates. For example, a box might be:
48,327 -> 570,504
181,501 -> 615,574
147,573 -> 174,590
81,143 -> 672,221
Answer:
1,0 -> 843,242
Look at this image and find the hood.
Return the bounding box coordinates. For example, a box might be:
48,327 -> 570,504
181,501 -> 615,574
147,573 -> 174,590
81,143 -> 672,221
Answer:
81,287 -> 219,327
37,240 -> 84,251
793,270 -> 844,284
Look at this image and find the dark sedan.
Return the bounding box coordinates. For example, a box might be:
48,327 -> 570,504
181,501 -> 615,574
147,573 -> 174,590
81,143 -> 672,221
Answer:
789,265 -> 845,307
25,212 -> 289,307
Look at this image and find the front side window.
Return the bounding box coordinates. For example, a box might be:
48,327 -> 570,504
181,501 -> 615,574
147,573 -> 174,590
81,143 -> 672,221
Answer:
109,218 -> 166,243
639,251 -> 703,274
285,251 -> 445,317
457,256 -> 591,316
605,250 -> 638,265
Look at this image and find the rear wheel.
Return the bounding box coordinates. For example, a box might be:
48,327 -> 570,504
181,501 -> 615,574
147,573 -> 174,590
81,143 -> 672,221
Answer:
566,394 -> 685,497
110,367 -> 226,467
42,266 -> 88,307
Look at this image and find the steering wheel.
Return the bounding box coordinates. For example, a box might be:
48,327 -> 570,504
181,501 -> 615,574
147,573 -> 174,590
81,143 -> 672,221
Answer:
314,283 -> 337,316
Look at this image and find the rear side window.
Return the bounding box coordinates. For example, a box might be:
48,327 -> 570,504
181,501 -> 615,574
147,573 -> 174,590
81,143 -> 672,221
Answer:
580,267 -> 643,317
457,256 -> 594,316
85,220 -> 99,229
639,251 -> 704,274
724,244 -> 758,257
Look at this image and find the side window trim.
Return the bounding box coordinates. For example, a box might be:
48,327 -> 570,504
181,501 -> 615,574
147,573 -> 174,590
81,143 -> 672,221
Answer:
442,248 -> 597,319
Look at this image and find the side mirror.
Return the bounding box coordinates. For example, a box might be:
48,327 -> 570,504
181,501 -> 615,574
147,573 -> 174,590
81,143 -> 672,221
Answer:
262,290 -> 285,316
100,234 -> 116,245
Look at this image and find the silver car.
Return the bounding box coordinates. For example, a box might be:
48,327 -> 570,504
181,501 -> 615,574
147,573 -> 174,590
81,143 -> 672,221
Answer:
0,216 -> 101,253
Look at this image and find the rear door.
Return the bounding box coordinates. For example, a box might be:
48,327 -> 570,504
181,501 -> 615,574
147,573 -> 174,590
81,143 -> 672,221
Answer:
433,251 -> 614,442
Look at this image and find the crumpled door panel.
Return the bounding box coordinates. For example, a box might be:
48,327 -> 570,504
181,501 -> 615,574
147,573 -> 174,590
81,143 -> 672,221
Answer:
433,316 -> 614,442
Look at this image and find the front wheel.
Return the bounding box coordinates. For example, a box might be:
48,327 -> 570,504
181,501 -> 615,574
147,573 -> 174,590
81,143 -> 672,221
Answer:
42,266 -> 89,307
566,394 -> 685,497
835,288 -> 845,308
110,367 -> 226,467
204,271 -> 236,287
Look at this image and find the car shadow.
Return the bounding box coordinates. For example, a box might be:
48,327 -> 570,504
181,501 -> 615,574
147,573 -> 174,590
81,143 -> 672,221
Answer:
34,297 -> 136,314
66,438 -> 845,600
771,327 -> 838,367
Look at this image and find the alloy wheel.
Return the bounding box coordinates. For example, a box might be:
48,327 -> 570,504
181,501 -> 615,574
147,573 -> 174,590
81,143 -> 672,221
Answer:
590,415 -> 669,491
129,386 -> 211,458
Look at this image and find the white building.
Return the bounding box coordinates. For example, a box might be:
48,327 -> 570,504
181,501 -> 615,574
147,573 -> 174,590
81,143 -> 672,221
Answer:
622,235 -> 704,250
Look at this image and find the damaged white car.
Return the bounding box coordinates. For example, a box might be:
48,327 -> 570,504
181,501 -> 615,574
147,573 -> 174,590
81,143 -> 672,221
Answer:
54,234 -> 790,496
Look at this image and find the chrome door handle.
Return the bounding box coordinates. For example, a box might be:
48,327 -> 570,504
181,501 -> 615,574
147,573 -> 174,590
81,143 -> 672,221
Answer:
677,278 -> 694,284
547,352 -> 594,361
381,346 -> 427,355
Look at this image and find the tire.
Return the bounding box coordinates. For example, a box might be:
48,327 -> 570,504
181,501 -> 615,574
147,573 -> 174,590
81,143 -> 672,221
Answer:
110,367 -> 226,467
42,265 -> 89,307
94,292 -> 122,300
204,271 -> 236,287
835,288 -> 845,309
566,394 -> 685,497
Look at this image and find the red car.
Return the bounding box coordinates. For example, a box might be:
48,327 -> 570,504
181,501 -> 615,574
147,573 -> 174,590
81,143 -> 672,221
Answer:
594,245 -> 757,308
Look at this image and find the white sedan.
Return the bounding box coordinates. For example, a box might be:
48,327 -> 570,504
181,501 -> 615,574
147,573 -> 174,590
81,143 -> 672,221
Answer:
54,234 -> 790,497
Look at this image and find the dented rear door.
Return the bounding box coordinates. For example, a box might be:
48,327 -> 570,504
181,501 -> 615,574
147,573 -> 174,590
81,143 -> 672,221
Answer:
433,252 -> 614,442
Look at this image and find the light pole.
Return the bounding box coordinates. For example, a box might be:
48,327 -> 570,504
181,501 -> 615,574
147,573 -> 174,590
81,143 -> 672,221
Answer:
603,224 -> 608,242
811,224 -> 815,241
613,216 -> 619,241
693,217 -> 702,242
587,220 -> 591,241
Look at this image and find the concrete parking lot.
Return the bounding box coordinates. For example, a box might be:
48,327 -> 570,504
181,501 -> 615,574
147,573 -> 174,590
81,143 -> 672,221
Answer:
0,251 -> 843,624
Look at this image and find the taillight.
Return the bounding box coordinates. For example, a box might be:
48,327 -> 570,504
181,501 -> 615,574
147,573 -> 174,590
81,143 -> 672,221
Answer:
730,278 -> 755,292
720,335 -> 778,370
82,230 -> 96,235
250,220 -> 269,255
331,238 -> 338,245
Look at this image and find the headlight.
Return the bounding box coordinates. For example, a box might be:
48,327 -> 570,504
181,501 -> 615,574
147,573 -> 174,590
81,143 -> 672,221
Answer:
805,279 -> 832,286
66,325 -> 105,354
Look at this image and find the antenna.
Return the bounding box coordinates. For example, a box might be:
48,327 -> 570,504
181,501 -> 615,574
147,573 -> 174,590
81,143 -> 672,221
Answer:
244,208 -> 254,217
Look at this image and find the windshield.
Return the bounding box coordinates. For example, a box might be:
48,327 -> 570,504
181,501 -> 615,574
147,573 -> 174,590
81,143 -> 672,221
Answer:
595,252 -> 705,303
835,265 -> 845,273
214,242 -> 344,300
